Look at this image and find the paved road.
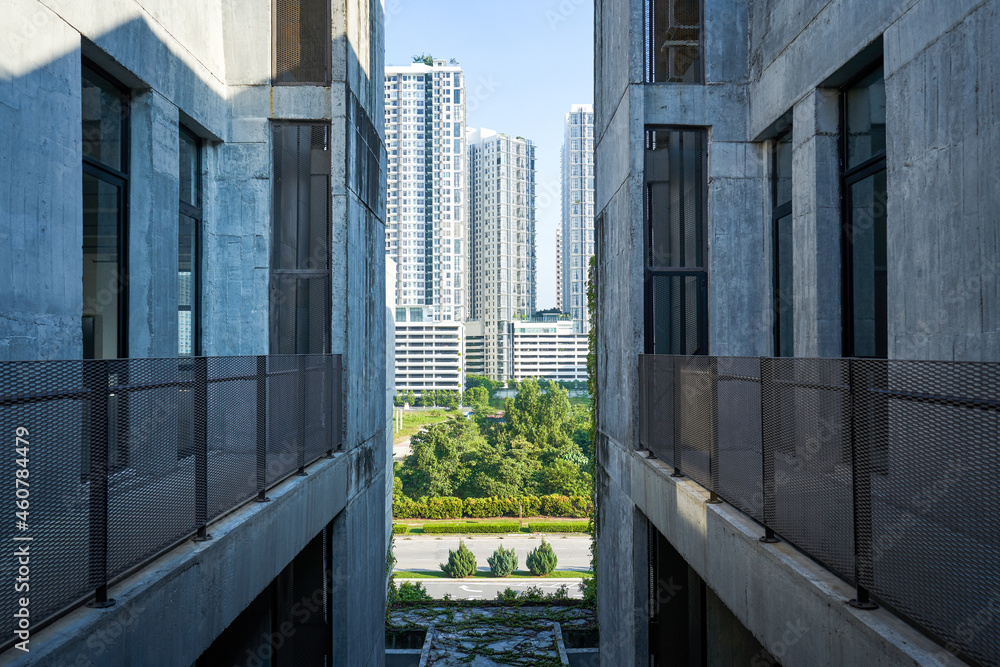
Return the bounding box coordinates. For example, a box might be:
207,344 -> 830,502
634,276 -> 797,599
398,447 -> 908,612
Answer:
395,578 -> 586,600
393,534 -> 592,573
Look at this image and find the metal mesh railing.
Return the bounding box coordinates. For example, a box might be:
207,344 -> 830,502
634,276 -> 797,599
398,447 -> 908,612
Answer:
0,354 -> 341,651
639,354 -> 1000,666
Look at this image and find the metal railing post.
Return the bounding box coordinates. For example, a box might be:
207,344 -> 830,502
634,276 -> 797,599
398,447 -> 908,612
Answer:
296,355 -> 308,476
87,360 -> 115,608
670,356 -> 683,477
194,357 -> 212,541
707,356 -> 722,504
326,355 -> 336,458
759,357 -> 779,543
255,355 -> 271,502
849,359 -> 878,609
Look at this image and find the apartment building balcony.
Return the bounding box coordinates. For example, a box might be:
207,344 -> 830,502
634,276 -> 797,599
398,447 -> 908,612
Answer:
0,353 -> 347,663
637,354 -> 998,665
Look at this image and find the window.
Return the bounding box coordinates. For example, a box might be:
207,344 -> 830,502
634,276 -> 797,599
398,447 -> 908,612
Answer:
841,64 -> 887,358
772,127 -> 793,357
179,128 -> 201,357
82,63 -> 128,359
270,123 -> 331,354
644,128 -> 707,355
272,0 -> 330,84
645,0 -> 702,84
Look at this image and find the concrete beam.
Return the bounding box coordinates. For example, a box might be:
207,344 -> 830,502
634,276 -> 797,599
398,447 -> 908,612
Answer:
9,454 -> 349,667
629,451 -> 969,667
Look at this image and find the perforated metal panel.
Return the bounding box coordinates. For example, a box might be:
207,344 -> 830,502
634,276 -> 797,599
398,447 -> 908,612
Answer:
0,354 -> 341,653
273,0 -> 330,84
639,354 -> 1000,665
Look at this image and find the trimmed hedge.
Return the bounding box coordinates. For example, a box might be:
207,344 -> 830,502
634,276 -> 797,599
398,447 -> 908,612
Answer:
394,494 -> 593,520
392,523 -> 409,535
422,522 -> 521,534
527,522 -> 590,533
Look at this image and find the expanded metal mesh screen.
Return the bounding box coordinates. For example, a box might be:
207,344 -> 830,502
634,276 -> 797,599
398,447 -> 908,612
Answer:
0,354 -> 341,652
639,354 -> 1000,666
273,0 -> 330,84
645,0 -> 702,83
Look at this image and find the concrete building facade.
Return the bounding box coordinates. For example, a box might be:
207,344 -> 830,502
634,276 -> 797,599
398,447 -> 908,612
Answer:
560,104 -> 596,333
595,0 -> 999,665
467,128 -> 537,381
0,0 -> 390,663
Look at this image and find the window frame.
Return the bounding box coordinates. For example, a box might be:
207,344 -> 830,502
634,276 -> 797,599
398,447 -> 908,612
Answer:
178,126 -> 203,357
642,126 -> 710,355
271,0 -> 332,86
771,126 -> 793,357
839,59 -> 888,359
644,0 -> 705,85
82,60 -> 130,360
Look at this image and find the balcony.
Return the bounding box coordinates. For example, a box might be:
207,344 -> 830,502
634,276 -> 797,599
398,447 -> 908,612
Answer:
0,354 -> 342,653
638,354 -> 998,665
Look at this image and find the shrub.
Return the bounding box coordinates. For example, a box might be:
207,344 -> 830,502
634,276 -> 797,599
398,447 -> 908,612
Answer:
395,494 -> 593,520
393,496 -> 427,520
440,540 -> 477,578
396,581 -> 432,602
392,523 -> 408,535
496,584 -> 570,602
424,496 -> 463,520
526,540 -> 558,576
487,545 -> 519,577
422,522 -> 520,534
527,522 -> 590,533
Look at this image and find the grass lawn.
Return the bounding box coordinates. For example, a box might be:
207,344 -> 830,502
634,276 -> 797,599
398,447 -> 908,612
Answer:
393,409 -> 452,445
568,395 -> 592,407
394,569 -> 593,579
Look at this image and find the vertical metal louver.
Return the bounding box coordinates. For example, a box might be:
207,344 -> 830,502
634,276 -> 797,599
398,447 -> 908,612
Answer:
271,123 -> 331,354
273,0 -> 330,84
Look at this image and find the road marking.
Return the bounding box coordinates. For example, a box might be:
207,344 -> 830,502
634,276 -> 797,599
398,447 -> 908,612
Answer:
459,585 -> 482,593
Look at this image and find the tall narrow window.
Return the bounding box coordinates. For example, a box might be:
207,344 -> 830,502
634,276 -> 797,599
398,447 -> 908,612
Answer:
772,127 -> 793,357
644,128 -> 708,355
82,63 -> 128,359
272,0 -> 330,84
841,64 -> 887,358
179,128 -> 201,357
645,0 -> 702,84
271,123 -> 331,354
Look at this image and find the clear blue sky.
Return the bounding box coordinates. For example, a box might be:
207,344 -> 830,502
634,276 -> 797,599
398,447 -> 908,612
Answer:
385,0 -> 594,310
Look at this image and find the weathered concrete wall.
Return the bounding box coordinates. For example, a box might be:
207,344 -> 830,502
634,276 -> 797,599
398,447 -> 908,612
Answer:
597,0 -> 999,664
0,0 -> 389,663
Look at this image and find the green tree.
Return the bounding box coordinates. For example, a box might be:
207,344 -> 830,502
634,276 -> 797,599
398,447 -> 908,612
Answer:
466,374 -> 500,396
487,545 -> 519,577
440,540 -> 477,578
404,390 -> 416,407
526,540 -> 558,576
399,417 -> 484,498
540,459 -> 592,496
464,386 -> 489,408
412,53 -> 433,65
444,390 -> 460,409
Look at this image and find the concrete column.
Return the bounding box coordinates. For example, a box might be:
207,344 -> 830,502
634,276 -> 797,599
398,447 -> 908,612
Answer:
129,89 -> 180,358
791,89 -> 842,358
